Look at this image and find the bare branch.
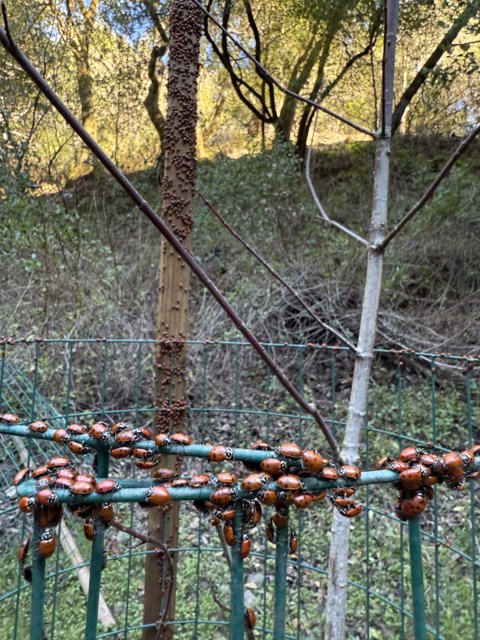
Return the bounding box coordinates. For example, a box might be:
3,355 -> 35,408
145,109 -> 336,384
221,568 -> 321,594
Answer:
305,110 -> 369,247
392,0 -> 479,133
0,26 -> 341,460
197,191 -> 357,351
377,123 -> 480,249
192,0 -> 376,138
1,1 -> 12,45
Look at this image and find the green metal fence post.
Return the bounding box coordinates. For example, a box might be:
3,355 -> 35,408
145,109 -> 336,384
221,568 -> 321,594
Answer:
30,514 -> 47,640
84,448 -> 110,640
408,516 -> 427,640
273,517 -> 289,640
230,503 -> 245,640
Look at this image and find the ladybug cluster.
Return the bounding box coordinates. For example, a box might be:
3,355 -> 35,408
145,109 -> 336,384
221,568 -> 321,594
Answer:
377,444 -> 480,520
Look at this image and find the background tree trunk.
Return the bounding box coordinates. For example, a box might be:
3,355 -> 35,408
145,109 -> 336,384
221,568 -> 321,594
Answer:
142,1 -> 202,639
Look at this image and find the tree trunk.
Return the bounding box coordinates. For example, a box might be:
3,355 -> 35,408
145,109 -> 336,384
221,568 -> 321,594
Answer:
76,38 -> 97,171
142,2 -> 202,639
324,3 -> 399,638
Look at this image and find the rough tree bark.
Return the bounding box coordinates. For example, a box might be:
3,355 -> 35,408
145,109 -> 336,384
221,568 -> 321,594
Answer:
324,2 -> 399,639
142,1 -> 202,639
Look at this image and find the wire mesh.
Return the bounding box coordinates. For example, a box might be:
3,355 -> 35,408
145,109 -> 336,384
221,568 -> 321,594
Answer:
0,338 -> 478,639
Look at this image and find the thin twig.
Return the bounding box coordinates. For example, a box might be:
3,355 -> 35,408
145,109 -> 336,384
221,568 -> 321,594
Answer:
191,0 -> 375,139
109,519 -> 173,639
215,523 -> 232,570
376,123 -> 480,249
305,110 -> 369,247
197,191 -> 356,351
1,2 -> 12,45
0,20 -> 341,461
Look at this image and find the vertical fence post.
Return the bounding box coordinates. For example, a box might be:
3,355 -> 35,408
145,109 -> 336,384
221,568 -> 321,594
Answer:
30,514 -> 47,640
408,516 -> 427,640
273,519 -> 289,640
84,448 -> 109,640
230,503 -> 245,640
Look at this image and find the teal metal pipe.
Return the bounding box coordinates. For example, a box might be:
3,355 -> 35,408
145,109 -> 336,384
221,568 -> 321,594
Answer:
30,515 -> 46,640
273,518 -> 289,640
230,503 -> 245,640
84,449 -> 109,640
408,516 -> 427,640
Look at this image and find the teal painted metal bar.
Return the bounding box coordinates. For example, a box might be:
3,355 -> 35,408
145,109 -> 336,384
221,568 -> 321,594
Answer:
408,516 -> 427,640
230,503 -> 245,640
273,518 -> 289,640
84,448 -> 109,640
30,515 -> 47,640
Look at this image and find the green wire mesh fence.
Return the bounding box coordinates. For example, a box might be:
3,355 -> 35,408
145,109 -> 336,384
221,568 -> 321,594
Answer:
0,338 -> 479,639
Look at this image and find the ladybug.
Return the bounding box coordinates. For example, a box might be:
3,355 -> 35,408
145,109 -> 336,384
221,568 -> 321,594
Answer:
38,529 -> 56,558
115,429 -> 137,444
189,474 -> 210,487
132,448 -> 154,460
89,422 -> 110,440
469,444 -> 480,457
136,427 -> 153,440
241,473 -> 270,492
170,432 -> 192,446
111,421 -> 130,434
340,503 -> 364,518
266,518 -> 276,544
220,507 -> 237,522
55,476 -> 75,490
399,467 -> 424,491
240,534 -> 251,559
252,500 -> 262,526
277,442 -> 303,459
312,490 -> 327,502
145,485 -> 172,506
153,468 -> 179,482
135,459 -> 158,469
83,519 -> 95,541
244,608 -> 256,630
70,481 -> 95,495
154,433 -> 171,447
210,487 -> 236,506
18,537 -> 31,565
276,474 -> 302,491
223,522 -> 235,546
68,441 -> 90,455
338,465 -> 361,480
209,445 -> 232,463
57,467 -> 76,479
95,479 -> 121,494
333,487 -> 356,498
53,429 -> 70,444
460,450 -> 475,465
32,465 -> 50,479
38,503 -> 63,528
419,453 -> 439,467
216,471 -> 238,485
110,446 -> 132,459
250,441 -> 270,451
19,496 -> 35,513
331,496 -> 355,510
0,412 -> 21,424
272,508 -> 289,528
376,456 -> 391,470
98,503 -> 115,522
386,460 -> 407,473
35,477 -> 54,491
77,473 -> 95,484
29,420 -> 49,433
260,458 -> 286,476
399,447 -> 422,463
448,479 -> 466,491
400,492 -> 427,517
257,489 -> 277,506
321,466 -> 339,481
443,451 -> 464,472
302,449 -> 326,473
13,467 -> 31,485
289,530 -> 299,554
293,493 -> 313,509
67,423 -> 87,435
193,499 -> 214,515
47,456 -> 72,470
